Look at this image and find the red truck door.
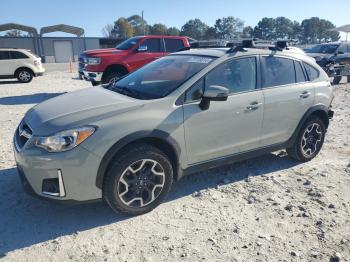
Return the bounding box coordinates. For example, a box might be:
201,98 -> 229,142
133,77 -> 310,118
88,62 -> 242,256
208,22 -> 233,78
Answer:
126,38 -> 165,71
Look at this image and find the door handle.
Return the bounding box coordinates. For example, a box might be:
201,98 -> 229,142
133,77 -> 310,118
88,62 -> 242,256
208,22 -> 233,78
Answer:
300,91 -> 311,99
246,102 -> 263,111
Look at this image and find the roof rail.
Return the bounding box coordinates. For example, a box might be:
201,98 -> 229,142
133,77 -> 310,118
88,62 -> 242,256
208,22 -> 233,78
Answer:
227,39 -> 289,53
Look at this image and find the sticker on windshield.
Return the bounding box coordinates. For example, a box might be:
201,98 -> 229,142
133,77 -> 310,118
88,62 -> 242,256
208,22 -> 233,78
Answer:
187,57 -> 213,64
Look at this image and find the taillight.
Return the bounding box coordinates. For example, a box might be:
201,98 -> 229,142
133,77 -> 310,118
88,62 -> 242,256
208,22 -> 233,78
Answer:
34,60 -> 41,66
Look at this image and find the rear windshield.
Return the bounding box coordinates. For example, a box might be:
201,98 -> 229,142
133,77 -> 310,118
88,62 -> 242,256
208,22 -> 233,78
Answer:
116,37 -> 142,50
108,55 -> 214,99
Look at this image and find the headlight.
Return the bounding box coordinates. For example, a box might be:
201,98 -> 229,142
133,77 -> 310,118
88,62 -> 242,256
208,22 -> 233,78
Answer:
34,126 -> 96,152
86,57 -> 101,65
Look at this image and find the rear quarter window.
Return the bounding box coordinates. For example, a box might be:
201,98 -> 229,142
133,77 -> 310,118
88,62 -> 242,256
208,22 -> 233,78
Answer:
303,63 -> 320,82
10,51 -> 29,59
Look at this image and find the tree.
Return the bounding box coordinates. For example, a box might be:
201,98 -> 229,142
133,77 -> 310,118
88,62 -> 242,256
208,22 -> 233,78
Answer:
166,27 -> 180,36
274,17 -> 295,40
149,23 -> 167,35
181,19 -> 209,40
5,30 -> 24,37
214,16 -> 244,40
113,18 -> 134,38
127,15 -> 149,35
204,27 -> 218,39
102,24 -> 116,38
300,17 -> 339,44
242,26 -> 254,38
253,18 -> 276,40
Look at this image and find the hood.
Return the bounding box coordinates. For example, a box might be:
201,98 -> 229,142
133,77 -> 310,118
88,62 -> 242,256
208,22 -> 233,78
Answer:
25,87 -> 144,134
83,48 -> 129,57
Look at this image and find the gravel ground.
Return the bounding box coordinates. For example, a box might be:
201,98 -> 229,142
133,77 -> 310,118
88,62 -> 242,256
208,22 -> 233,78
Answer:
0,70 -> 349,262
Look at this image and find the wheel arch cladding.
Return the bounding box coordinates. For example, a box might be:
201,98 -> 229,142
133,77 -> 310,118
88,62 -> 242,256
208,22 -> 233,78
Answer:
95,130 -> 181,189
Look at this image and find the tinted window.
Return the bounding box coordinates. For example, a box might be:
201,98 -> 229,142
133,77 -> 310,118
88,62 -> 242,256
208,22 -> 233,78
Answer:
0,51 -> 10,60
303,63 -> 319,81
185,79 -> 204,102
261,56 -> 295,88
10,51 -> 29,59
294,61 -> 307,83
142,38 -> 161,52
206,57 -> 256,94
164,39 -> 184,53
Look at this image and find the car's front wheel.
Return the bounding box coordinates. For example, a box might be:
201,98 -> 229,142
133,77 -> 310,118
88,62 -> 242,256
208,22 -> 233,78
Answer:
102,72 -> 124,86
286,116 -> 326,162
16,68 -> 33,83
103,144 -> 173,215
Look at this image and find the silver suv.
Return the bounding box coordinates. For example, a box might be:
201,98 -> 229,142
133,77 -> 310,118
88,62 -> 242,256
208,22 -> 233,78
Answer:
14,42 -> 334,215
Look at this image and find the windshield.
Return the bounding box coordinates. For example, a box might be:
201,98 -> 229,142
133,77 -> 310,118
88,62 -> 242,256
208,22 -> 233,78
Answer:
108,55 -> 214,99
307,44 -> 339,54
116,37 -> 142,50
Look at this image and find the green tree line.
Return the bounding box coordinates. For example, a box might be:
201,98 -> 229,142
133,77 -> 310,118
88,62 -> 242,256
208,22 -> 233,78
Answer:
103,15 -> 340,44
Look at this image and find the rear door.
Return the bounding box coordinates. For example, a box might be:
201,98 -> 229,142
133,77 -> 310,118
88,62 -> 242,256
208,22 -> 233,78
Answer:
126,38 -> 164,70
164,38 -> 185,54
0,51 -> 12,75
260,56 -> 315,147
183,56 -> 264,164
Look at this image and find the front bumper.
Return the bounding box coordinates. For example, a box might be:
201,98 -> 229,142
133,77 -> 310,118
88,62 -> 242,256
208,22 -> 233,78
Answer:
14,135 -> 103,202
83,70 -> 103,83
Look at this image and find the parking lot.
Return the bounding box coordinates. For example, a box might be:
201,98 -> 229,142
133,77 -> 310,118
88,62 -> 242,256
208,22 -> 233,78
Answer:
0,68 -> 349,261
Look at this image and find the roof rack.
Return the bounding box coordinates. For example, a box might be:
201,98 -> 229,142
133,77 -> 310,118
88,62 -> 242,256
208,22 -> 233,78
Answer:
227,39 -> 289,53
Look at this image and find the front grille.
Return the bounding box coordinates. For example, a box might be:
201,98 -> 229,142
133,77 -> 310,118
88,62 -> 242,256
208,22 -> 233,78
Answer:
15,120 -> 33,150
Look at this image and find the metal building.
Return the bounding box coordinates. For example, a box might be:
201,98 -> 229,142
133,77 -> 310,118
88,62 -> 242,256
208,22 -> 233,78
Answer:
0,23 -> 122,63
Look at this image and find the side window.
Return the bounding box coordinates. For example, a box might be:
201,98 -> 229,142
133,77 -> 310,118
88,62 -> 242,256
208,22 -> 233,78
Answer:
164,39 -> 184,53
141,38 -> 161,52
185,79 -> 204,102
294,61 -> 307,83
205,57 -> 256,94
303,63 -> 319,82
0,51 -> 10,60
10,51 -> 29,59
261,56 -> 295,88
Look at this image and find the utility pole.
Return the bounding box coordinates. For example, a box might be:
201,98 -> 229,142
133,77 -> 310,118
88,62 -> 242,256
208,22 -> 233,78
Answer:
141,11 -> 145,35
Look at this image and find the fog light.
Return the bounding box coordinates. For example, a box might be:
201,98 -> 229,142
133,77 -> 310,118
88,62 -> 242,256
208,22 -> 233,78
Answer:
42,170 -> 66,197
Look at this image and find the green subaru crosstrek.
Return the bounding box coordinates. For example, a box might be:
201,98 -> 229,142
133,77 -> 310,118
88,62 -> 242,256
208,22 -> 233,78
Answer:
14,42 -> 334,215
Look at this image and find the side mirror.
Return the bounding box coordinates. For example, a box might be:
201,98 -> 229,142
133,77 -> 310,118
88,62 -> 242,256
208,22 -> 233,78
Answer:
199,85 -> 229,110
137,45 -> 148,52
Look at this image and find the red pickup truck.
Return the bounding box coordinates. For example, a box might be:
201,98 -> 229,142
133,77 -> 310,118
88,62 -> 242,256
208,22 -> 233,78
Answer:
79,35 -> 190,86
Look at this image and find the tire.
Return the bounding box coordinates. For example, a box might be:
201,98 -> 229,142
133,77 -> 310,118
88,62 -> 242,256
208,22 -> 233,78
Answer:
103,144 -> 174,216
102,71 -> 124,85
347,75 -> 350,83
16,68 -> 33,83
286,116 -> 326,162
332,75 -> 342,85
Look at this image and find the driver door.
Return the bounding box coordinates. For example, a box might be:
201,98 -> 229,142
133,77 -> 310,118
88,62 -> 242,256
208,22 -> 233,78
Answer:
183,57 -> 264,165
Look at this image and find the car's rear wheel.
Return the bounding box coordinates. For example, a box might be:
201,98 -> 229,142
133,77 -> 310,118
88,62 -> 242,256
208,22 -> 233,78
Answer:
286,116 -> 326,162
102,72 -> 124,86
16,68 -> 33,83
103,144 -> 173,215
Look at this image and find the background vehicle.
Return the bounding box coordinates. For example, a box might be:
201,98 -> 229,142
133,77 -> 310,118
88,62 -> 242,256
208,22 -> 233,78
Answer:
79,35 -> 190,86
0,48 -> 45,83
15,41 -> 334,215
305,42 -> 350,84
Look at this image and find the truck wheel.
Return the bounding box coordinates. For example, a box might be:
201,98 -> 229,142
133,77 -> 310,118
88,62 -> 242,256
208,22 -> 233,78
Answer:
16,68 -> 33,83
286,116 -> 326,162
103,72 -> 124,85
332,76 -> 342,85
103,144 -> 173,216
